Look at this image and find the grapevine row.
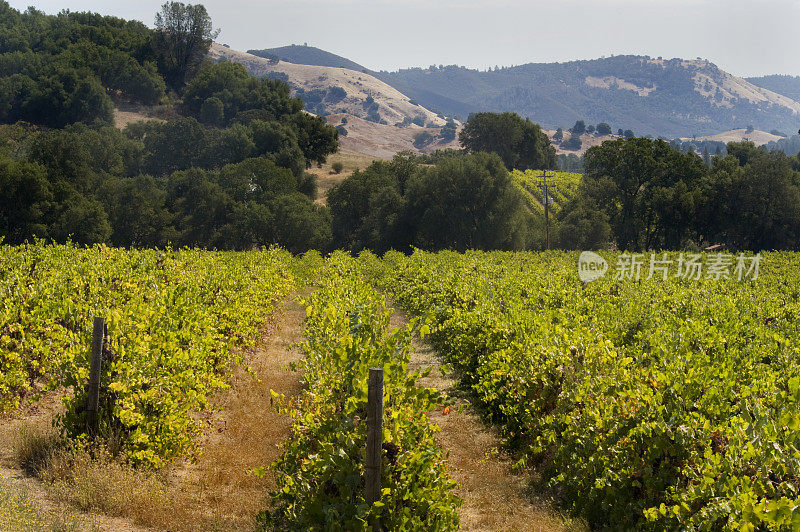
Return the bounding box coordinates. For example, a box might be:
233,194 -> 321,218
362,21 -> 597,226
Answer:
0,242 -> 297,467
263,251 -> 460,530
381,249 -> 800,529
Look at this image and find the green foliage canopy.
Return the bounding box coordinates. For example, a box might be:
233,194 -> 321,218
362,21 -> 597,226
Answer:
458,112 -> 556,171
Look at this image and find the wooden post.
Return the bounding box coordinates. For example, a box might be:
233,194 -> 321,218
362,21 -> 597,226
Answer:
365,367 -> 384,529
86,316 -> 105,438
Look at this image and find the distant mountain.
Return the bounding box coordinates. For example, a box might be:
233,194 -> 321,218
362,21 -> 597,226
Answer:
374,56 -> 800,138
746,75 -> 800,109
765,135 -> 800,157
250,47 -> 800,139
247,44 -> 368,73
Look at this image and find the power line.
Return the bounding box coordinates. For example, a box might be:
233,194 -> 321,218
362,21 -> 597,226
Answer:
537,170 -> 556,250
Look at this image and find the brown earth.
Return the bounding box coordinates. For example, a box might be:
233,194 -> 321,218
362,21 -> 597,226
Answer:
389,309 -> 584,531
145,294 -> 307,530
0,295 -> 307,531
306,148 -> 382,206
112,102 -> 166,130
326,112 -> 460,159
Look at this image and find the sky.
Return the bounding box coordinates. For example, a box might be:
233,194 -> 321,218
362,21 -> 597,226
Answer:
8,0 -> 800,77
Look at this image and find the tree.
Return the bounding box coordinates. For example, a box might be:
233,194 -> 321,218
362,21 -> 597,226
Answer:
249,119 -> 307,177
586,124 -> 596,135
290,112 -> 339,166
49,188 -> 112,245
217,157 -> 297,203
624,129 -> 635,139
698,144 -> 800,250
458,112 -> 556,171
166,168 -> 233,247
618,128 -> 624,136
562,133 -> 582,151
596,122 -> 612,135
413,131 -> 434,148
100,175 -> 174,247
152,2 -> 219,91
573,137 -> 707,250
196,123 -> 255,169
139,117 -> 207,175
182,61 -> 303,125
553,127 -> 564,141
405,152 -> 531,251
571,120 -> 586,136
199,96 -> 224,126
328,158 -> 409,253
439,121 -> 456,142
0,156 -> 52,244
270,193 -> 332,253
557,197 -> 611,250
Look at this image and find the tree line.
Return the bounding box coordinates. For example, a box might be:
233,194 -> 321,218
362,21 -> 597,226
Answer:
558,138 -> 800,251
1,2 -> 798,254
328,115 -> 800,253
0,3 -> 338,252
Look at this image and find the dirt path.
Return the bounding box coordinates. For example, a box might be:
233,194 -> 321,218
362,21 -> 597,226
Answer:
390,310 -> 577,532
144,293 -> 308,530
0,294 -> 308,531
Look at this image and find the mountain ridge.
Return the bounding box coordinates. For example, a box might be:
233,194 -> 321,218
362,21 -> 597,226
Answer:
247,44 -> 368,73
746,75 -> 800,109
251,46 -> 800,138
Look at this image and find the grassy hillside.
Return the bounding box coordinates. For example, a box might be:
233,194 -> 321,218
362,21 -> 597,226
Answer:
375,56 -> 800,138
209,44 -> 447,128
747,74 -> 800,104
247,44 -> 367,72
258,44 -> 800,138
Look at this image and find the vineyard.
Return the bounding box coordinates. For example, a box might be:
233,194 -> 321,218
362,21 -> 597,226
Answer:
2,244 -> 799,529
511,170 -> 582,213
0,243 -> 298,467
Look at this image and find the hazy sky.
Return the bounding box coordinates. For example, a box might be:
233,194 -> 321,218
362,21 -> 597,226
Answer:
8,0 -> 800,77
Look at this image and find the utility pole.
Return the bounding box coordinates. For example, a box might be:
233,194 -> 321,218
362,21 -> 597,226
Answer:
537,170 -> 556,250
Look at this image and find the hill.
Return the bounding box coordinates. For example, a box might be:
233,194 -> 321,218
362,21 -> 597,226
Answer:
208,45 -> 461,157
375,56 -> 800,138
684,128 -> 783,145
247,44 -> 368,73
324,113 -> 459,159
209,44 -> 447,128
254,46 -> 800,139
747,75 -> 800,106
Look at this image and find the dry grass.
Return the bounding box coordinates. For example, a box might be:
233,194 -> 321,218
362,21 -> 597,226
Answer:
138,295 -> 307,530
8,423 -> 161,531
687,128 -> 782,145
307,148 -> 382,205
389,310 -> 584,531
112,102 -> 166,130
0,472 -> 82,532
0,295 -> 307,531
0,389 -> 69,469
16,435 -> 167,520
